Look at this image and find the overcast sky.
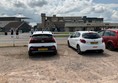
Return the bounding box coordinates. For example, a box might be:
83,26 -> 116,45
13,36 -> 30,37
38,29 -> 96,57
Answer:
0,0 -> 118,26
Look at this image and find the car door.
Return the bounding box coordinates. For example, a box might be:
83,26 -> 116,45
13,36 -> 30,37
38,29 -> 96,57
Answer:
72,32 -> 80,48
102,30 -> 111,45
68,33 -> 75,47
108,31 -> 117,46
68,32 -> 76,48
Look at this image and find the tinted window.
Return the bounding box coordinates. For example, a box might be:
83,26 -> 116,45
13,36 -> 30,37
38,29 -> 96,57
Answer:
82,33 -> 101,39
98,31 -> 104,36
110,31 -> 116,36
70,33 -> 76,38
75,32 -> 80,37
32,34 -> 53,38
104,31 -> 111,36
31,34 -> 55,43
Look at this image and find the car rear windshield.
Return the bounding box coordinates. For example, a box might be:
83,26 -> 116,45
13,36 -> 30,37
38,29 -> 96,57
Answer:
82,33 -> 101,39
32,34 -> 53,38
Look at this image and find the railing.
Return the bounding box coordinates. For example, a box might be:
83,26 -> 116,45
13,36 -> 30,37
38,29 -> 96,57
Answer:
0,32 -> 71,47
0,32 -> 31,47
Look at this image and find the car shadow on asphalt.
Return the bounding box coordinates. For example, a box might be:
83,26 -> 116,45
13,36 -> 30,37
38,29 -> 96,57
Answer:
70,47 -> 110,58
80,51 -> 110,58
113,49 -> 118,52
29,52 -> 60,61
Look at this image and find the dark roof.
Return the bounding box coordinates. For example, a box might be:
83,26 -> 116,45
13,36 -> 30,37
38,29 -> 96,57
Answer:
86,17 -> 103,21
0,17 -> 29,21
4,22 -> 26,31
5,22 -> 23,28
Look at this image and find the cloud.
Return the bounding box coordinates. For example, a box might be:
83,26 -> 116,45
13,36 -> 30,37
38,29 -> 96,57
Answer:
0,0 -> 118,23
28,0 -> 48,7
13,1 -> 26,8
93,5 -> 106,13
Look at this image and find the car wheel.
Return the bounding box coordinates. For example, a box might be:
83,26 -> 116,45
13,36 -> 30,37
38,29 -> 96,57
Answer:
53,50 -> 57,55
67,41 -> 71,47
98,50 -> 104,53
28,51 -> 33,57
107,43 -> 115,51
77,45 -> 82,54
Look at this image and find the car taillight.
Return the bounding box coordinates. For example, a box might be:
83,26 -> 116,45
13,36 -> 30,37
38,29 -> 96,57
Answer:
51,46 -> 56,49
45,38 -> 55,42
51,38 -> 56,42
30,47 -> 37,50
80,39 -> 86,43
29,38 -> 37,43
102,39 -> 104,43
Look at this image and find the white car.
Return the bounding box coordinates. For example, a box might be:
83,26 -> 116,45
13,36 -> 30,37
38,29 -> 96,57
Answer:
67,31 -> 105,54
28,31 -> 57,56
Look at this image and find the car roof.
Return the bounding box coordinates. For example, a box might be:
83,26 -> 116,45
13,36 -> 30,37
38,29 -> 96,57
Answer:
33,31 -> 52,35
107,29 -> 118,32
75,31 -> 97,34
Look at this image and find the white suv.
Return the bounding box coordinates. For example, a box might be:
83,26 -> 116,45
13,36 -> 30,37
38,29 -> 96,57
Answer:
28,31 -> 57,56
67,31 -> 105,54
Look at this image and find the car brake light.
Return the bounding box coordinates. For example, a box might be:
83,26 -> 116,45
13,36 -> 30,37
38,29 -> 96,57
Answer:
80,39 -> 86,43
30,47 -> 37,50
29,38 -> 37,43
45,38 -> 55,42
51,46 -> 56,49
51,38 -> 56,42
102,39 -> 104,43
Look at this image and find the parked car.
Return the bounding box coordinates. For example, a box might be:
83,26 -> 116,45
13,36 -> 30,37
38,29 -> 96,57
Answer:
28,31 -> 57,56
67,31 -> 105,54
98,29 -> 118,50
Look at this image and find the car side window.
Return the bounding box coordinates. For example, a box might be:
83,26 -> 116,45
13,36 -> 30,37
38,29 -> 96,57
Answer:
104,31 -> 111,36
98,31 -> 104,36
75,32 -> 80,37
70,33 -> 76,38
110,31 -> 116,36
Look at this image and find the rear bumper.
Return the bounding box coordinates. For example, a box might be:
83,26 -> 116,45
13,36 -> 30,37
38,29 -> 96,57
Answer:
29,46 -> 57,53
80,43 -> 105,52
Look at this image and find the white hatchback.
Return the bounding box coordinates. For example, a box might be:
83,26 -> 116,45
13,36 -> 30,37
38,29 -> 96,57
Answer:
28,31 -> 57,56
67,31 -> 105,54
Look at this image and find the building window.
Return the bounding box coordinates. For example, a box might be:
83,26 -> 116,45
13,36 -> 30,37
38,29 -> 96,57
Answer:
88,20 -> 92,23
73,20 -> 76,22
105,23 -> 109,25
87,24 -> 91,25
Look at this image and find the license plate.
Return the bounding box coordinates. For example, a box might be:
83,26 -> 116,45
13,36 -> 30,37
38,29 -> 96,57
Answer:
91,42 -> 98,44
93,46 -> 98,48
38,48 -> 48,51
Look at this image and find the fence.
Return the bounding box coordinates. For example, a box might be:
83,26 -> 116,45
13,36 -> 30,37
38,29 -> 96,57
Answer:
0,32 -> 71,47
0,32 -> 31,47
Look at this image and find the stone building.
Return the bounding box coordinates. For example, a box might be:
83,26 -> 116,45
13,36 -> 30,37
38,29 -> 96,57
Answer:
40,13 -> 118,32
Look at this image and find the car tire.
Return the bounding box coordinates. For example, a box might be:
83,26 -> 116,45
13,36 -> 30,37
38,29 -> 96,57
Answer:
77,45 -> 82,54
67,41 -> 71,47
107,43 -> 115,51
98,50 -> 104,53
28,51 -> 33,57
53,50 -> 57,55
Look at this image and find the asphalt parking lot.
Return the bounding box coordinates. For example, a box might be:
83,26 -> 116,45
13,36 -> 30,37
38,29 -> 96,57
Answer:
0,36 -> 118,83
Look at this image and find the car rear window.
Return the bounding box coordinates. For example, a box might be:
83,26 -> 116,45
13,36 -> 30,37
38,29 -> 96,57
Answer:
82,33 -> 101,39
32,34 -> 53,38
30,34 -> 55,43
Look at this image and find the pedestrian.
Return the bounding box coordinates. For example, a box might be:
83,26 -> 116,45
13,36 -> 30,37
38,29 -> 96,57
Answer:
31,29 -> 34,35
11,29 -> 14,35
16,30 -> 19,38
11,29 -> 14,38
5,31 -> 7,35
